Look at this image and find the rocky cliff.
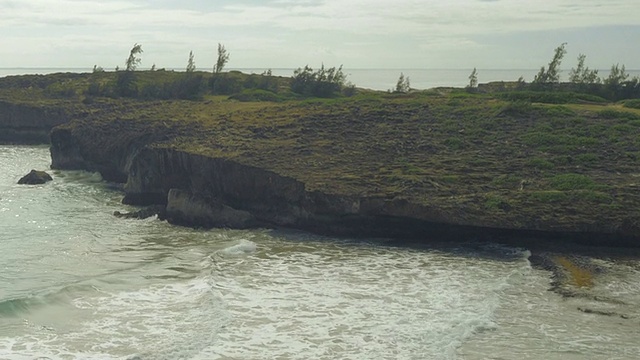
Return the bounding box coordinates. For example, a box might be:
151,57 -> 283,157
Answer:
49,122 -> 640,246
0,100 -> 72,144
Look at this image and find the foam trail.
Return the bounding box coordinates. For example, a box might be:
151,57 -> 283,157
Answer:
218,240 -> 257,256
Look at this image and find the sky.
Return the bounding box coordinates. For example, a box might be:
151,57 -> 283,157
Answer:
1,0 -> 639,70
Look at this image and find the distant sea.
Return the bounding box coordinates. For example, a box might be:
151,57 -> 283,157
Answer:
2,67 -> 639,91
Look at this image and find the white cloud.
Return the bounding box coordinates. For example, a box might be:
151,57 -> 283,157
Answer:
0,0 -> 638,68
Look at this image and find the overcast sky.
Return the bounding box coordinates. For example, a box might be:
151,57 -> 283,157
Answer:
1,0 -> 638,70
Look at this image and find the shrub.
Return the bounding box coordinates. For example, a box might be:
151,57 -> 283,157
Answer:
574,93 -> 608,103
291,64 -> 346,98
45,82 -> 76,98
598,109 -> 640,120
229,89 -> 281,102
575,153 -> 598,164
440,175 -> 460,183
530,191 -> 569,203
549,173 -> 597,191
243,73 -> 279,93
485,195 -> 511,211
572,190 -> 612,203
499,91 -> 570,104
499,100 -> 533,116
623,99 -> 640,109
342,83 -> 357,97
522,132 -> 599,148
209,72 -> 244,95
527,158 -> 554,170
443,137 -> 463,150
541,105 -> 575,117
116,71 -> 138,97
140,74 -> 204,100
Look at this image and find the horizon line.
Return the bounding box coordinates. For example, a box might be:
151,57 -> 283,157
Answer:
2,67 -> 640,72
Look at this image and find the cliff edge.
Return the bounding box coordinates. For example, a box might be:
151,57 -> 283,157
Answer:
46,92 -> 640,246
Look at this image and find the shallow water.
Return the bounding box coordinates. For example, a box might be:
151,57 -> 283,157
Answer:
1,145 -> 639,359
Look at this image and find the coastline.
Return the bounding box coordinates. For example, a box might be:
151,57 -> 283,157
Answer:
2,71 -> 640,249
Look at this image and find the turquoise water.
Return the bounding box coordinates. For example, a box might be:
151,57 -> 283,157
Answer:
1,145 -> 640,359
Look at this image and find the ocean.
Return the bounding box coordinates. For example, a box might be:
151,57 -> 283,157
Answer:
1,146 -> 640,359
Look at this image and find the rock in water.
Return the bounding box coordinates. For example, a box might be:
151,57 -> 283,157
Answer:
18,170 -> 53,185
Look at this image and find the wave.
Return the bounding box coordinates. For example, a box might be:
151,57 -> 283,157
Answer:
0,284 -> 98,317
51,170 -> 103,183
1,277 -> 227,360
218,239 -> 257,256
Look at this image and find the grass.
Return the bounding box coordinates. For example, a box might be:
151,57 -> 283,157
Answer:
485,194 -> 511,211
549,174 -> 599,191
530,191 -> 569,203
527,157 -> 554,170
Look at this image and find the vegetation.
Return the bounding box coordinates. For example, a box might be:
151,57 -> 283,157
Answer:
125,43 -> 143,72
568,54 -> 599,85
533,43 -> 567,85
394,73 -> 410,93
291,65 -> 346,97
2,40 -> 640,239
213,43 -> 230,74
186,51 -> 196,73
468,68 -> 478,89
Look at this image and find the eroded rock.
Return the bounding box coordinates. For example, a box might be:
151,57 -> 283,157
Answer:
18,170 -> 53,185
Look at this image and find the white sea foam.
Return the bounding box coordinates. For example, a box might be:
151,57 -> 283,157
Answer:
218,239 -> 257,256
196,241 -> 529,360
51,170 -> 103,183
1,277 -> 227,360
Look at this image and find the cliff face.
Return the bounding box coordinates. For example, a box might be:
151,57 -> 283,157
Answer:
0,100 -> 71,144
49,125 -> 640,246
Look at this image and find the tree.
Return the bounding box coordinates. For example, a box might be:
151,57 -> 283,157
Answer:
569,54 -> 600,84
213,43 -> 230,73
92,65 -> 104,73
605,64 -> 629,87
468,68 -> 478,88
395,73 -> 410,93
533,42 -> 567,84
186,51 -> 196,72
151,64 -> 156,71
125,43 -> 143,71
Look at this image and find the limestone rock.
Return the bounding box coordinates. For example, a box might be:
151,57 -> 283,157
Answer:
166,188 -> 257,229
18,170 -> 53,185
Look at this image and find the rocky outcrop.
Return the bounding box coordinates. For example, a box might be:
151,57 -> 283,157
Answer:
0,100 -> 71,144
49,125 -> 640,246
18,170 -> 53,185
